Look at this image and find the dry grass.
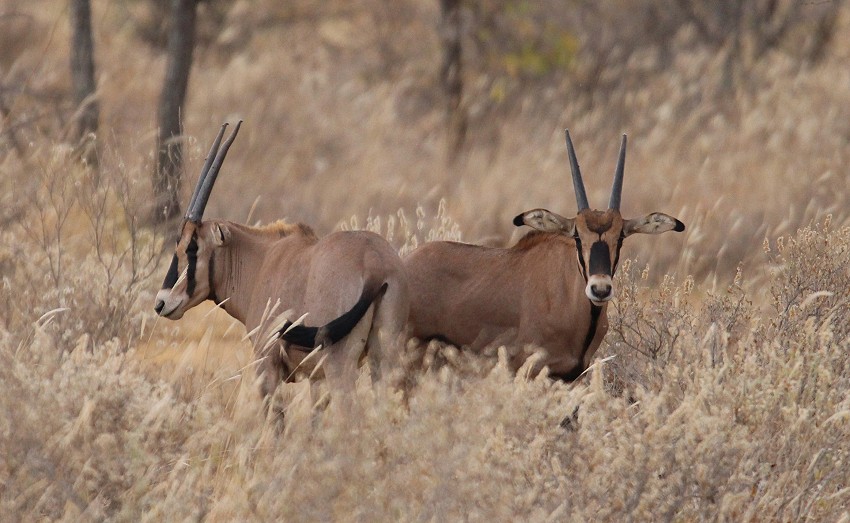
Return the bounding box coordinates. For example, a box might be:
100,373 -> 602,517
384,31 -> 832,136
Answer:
2,1 -> 850,521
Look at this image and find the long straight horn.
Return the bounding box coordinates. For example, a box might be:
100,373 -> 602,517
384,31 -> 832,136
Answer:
186,120 -> 243,223
565,129 -> 590,211
185,123 -> 228,222
608,134 -> 627,210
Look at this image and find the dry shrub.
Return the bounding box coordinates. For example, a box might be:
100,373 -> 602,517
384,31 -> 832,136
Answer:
768,216 -> 850,345
205,364 -> 576,522
606,260 -> 698,391
0,144 -> 160,351
0,326 -> 209,520
606,260 -> 755,394
595,220 -> 850,520
5,310 -> 849,520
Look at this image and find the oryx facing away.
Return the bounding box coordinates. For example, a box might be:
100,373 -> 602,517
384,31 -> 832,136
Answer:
154,122 -> 410,399
404,131 -> 684,381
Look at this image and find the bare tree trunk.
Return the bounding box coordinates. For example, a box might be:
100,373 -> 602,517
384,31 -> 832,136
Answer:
720,9 -> 743,95
153,0 -> 198,226
439,0 -> 466,164
69,0 -> 99,165
805,11 -> 838,64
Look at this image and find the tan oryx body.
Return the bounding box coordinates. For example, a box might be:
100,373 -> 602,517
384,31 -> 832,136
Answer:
155,122 -> 410,398
404,131 -> 684,381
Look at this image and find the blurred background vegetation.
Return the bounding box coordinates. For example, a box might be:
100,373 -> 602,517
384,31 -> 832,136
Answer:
3,0 -> 848,278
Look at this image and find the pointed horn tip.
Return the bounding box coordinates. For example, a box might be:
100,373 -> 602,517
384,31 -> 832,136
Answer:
225,120 -> 243,141
564,130 -> 578,155
563,128 -> 589,212
190,121 -> 244,223
609,133 -> 628,211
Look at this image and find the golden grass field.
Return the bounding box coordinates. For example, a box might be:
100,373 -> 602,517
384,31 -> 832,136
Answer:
2,1 -> 850,520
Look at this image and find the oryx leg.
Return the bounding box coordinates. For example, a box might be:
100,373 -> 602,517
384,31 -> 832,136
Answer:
322,304 -> 376,399
365,282 -> 409,386
257,338 -> 290,400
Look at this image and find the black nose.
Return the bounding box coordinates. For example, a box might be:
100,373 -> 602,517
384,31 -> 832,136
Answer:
154,300 -> 164,314
591,284 -> 611,299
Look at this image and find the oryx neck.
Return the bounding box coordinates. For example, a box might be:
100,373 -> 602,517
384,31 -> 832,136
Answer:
211,221 -> 319,324
211,223 -> 273,324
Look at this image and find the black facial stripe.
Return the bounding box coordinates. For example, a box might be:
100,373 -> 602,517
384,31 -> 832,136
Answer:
588,241 -> 612,276
612,233 -> 625,274
186,234 -> 198,296
574,235 -> 588,281
162,255 -> 179,289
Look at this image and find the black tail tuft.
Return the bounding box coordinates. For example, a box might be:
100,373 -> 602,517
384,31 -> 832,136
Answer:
279,282 -> 388,351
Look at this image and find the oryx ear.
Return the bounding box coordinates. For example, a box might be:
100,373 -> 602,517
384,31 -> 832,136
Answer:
210,223 -> 231,246
623,212 -> 685,237
513,208 -> 576,235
